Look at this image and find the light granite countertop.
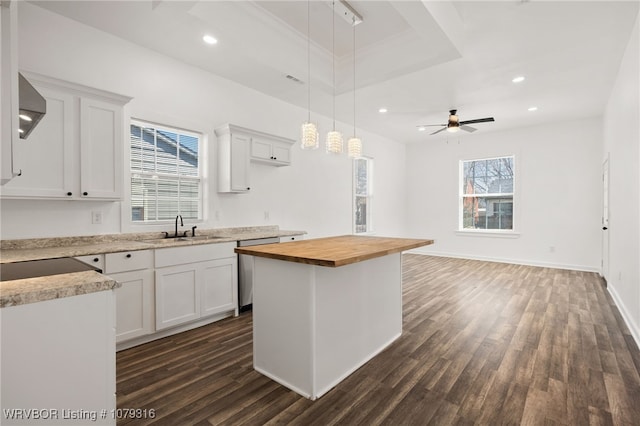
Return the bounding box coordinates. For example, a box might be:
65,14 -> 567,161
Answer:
0,226 -> 306,308
0,226 -> 306,263
0,271 -> 120,308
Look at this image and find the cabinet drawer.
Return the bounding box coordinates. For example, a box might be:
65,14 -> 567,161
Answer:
75,254 -> 105,270
155,242 -> 236,268
279,235 -> 305,243
105,250 -> 153,274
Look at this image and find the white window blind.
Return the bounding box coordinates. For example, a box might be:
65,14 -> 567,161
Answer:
130,121 -> 202,222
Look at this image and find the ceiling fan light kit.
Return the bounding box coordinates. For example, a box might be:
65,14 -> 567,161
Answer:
418,109 -> 495,136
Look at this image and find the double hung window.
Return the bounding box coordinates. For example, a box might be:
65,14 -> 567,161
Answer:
353,157 -> 373,234
130,120 -> 202,222
460,156 -> 514,231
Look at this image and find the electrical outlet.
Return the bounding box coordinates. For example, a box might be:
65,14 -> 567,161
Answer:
264,211 -> 270,221
215,210 -> 220,221
549,246 -> 555,253
91,211 -> 103,225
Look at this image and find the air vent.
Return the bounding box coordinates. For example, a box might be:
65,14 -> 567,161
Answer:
285,74 -> 304,84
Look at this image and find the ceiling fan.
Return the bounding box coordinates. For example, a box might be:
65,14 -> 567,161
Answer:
417,109 -> 495,135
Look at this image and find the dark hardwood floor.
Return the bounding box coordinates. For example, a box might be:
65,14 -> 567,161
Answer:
116,255 -> 640,425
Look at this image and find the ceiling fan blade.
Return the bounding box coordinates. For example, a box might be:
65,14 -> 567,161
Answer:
459,117 -> 495,125
416,124 -> 447,127
429,127 -> 447,135
461,125 -> 477,133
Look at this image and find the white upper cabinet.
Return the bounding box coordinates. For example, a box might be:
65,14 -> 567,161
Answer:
0,72 -> 131,200
216,124 -> 294,193
250,137 -> 292,165
0,1 -> 20,185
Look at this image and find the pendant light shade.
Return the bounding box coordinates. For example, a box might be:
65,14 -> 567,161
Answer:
326,130 -> 344,154
301,0 -> 319,150
301,122 -> 319,149
326,0 -> 343,155
348,137 -> 362,158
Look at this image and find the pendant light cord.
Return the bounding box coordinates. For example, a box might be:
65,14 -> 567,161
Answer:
332,0 -> 336,131
307,0 -> 311,122
353,20 -> 356,137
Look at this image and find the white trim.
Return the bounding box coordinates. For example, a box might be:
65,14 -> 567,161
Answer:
406,250 -> 600,273
352,156 -> 374,235
606,284 -> 640,351
455,230 -> 521,239
458,155 -> 516,232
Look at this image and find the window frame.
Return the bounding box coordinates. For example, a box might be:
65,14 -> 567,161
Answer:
129,119 -> 204,224
353,156 -> 374,235
458,155 -> 517,235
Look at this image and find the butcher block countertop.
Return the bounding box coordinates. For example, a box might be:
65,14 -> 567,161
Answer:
234,235 -> 434,267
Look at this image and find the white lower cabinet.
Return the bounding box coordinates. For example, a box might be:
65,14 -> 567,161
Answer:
1,291 -> 116,425
155,242 -> 238,331
155,263 -> 200,330
110,269 -> 154,342
75,242 -> 238,348
201,258 -> 237,316
104,250 -> 154,344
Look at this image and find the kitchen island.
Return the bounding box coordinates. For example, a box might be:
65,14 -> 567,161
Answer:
234,235 -> 434,400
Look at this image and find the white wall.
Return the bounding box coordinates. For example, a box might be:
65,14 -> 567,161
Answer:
405,117 -> 603,272
0,2 -> 407,240
603,11 -> 640,344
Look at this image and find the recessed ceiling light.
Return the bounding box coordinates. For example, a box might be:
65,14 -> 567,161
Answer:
512,76 -> 525,83
378,108 -> 388,113
528,106 -> 538,111
202,35 -> 218,45
418,126 -> 426,132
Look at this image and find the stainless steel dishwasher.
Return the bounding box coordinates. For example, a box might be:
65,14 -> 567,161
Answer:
237,237 -> 279,312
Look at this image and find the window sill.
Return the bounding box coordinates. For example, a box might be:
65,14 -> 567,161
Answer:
455,230 -> 521,239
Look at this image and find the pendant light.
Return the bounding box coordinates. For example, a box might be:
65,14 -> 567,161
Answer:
301,0 -> 319,150
347,18 -> 362,159
326,0 -> 343,154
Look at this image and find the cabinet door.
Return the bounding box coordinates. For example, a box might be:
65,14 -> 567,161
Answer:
0,86 -> 76,198
1,2 -> 19,185
250,138 -> 272,161
112,269 -> 154,342
201,257 -> 237,317
271,142 -> 291,164
230,134 -> 250,192
80,97 -> 123,199
155,264 -> 200,330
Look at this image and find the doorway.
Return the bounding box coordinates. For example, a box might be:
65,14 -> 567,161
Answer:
602,155 -> 610,281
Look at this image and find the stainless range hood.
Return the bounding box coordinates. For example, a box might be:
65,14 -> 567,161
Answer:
18,72 -> 46,139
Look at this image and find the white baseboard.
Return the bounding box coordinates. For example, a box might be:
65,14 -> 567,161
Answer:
406,248 -> 600,273
606,284 -> 640,351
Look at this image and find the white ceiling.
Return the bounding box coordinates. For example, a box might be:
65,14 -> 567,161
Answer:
30,0 -> 640,143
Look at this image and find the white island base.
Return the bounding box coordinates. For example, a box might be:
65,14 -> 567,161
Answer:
252,253 -> 402,400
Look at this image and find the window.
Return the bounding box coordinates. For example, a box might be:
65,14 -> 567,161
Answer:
460,156 -> 514,231
130,120 -> 202,222
353,157 -> 373,234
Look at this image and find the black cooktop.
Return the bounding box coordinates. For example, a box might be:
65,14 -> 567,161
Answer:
0,258 -> 102,282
